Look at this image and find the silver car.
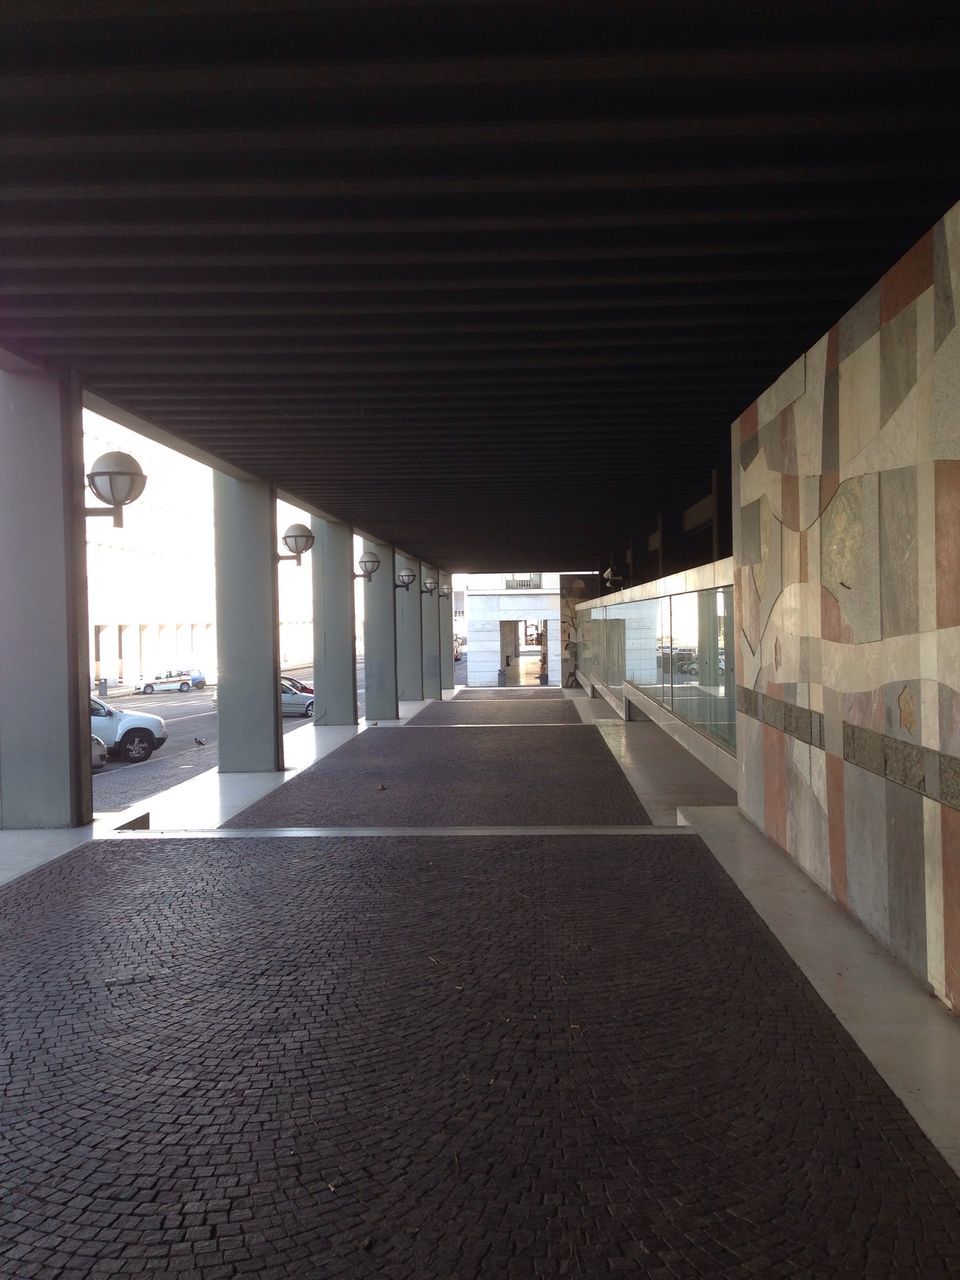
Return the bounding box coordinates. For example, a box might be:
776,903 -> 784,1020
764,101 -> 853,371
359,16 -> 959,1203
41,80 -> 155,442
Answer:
280,678 -> 315,717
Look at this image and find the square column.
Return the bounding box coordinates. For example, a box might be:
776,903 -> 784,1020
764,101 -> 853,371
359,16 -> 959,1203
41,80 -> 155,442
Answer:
0,365 -> 91,827
439,571 -> 455,690
395,552 -> 424,701
363,538 -> 398,721
310,516 -> 357,725
214,473 -> 283,772
421,561 -> 441,699
546,617 -> 562,686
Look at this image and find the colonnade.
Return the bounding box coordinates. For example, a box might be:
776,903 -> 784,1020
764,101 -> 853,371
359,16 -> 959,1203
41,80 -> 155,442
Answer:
0,364 -> 455,828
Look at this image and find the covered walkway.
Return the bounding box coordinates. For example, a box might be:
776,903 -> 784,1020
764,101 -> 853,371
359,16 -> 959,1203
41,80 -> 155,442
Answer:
2,690 -> 960,1278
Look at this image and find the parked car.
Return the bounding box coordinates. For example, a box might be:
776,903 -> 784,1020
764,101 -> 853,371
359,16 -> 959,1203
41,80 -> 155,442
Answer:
280,678 -> 314,717
136,671 -> 193,694
90,734 -> 108,772
685,654 -> 724,679
212,680 -> 315,717
282,675 -> 314,694
176,668 -> 207,689
90,696 -> 168,762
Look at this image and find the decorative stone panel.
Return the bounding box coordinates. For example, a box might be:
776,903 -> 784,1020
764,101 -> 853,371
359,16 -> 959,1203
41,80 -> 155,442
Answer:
732,198 -> 960,1010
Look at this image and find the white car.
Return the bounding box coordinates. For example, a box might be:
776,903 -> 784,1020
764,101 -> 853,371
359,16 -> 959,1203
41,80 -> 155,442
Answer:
212,681 -> 315,718
280,678 -> 314,717
136,671 -> 193,694
90,696 -> 168,763
90,734 -> 108,771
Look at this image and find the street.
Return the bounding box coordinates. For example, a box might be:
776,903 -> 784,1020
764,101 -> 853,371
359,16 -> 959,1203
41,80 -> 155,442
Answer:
89,653 -> 471,814
91,688 -> 312,813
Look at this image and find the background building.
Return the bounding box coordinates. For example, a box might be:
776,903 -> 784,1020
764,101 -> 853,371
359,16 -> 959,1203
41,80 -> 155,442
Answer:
463,572 -> 562,686
84,410 -> 314,686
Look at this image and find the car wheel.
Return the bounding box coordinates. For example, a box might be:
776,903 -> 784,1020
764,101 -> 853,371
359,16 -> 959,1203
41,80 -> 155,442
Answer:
179,681 -> 191,692
142,683 -> 155,694
119,730 -> 154,763
304,700 -> 314,717
196,680 -> 206,689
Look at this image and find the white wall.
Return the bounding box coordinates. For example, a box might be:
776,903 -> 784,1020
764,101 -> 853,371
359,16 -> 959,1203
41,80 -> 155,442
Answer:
83,409 -> 315,681
464,584 -> 560,685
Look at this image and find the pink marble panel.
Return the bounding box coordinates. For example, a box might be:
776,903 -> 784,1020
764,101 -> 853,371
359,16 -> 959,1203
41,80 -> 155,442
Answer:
826,325 -> 839,375
781,473 -> 800,531
842,688 -> 886,733
880,230 -> 934,326
739,401 -> 758,444
819,470 -> 838,514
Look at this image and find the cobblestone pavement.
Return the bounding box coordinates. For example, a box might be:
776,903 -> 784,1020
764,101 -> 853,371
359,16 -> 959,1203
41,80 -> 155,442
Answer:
2,833 -> 960,1278
227,726 -> 651,828
455,688 -> 563,699
407,700 -> 581,725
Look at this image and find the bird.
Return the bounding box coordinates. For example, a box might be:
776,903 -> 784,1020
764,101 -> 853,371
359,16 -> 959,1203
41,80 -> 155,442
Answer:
194,737 -> 206,746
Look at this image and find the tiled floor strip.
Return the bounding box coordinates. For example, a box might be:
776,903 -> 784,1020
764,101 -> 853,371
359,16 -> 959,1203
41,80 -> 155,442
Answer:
102,825 -> 685,839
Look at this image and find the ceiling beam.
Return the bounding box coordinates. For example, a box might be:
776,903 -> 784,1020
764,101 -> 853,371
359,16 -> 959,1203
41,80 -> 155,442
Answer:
3,108 -> 951,156
1,46 -> 955,100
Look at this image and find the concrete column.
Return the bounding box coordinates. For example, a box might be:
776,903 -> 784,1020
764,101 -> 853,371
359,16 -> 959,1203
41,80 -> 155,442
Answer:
213,473 -> 283,771
439,571 -> 455,690
100,624 -> 120,684
0,364 -> 91,827
141,623 -> 160,680
466,596 -> 500,685
697,589 -> 722,688
310,516 -> 357,724
363,538 -> 398,720
546,617 -> 562,686
421,562 -> 441,699
394,551 -> 423,701
500,621 -> 520,668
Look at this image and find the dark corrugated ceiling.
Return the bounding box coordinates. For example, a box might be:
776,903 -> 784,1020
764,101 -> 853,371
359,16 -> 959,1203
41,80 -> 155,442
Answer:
1,1 -> 958,568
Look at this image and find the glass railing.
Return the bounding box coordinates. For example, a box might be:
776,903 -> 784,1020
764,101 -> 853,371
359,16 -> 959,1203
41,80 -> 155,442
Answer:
576,583 -> 735,753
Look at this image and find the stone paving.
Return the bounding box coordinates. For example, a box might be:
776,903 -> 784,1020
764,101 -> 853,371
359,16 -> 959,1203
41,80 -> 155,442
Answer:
407,700 -> 581,725
455,688 -> 563,700
2,832 -> 960,1278
227,726 -> 651,828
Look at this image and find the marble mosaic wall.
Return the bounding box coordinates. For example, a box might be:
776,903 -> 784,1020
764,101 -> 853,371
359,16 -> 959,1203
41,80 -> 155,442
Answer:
732,199 -> 960,1009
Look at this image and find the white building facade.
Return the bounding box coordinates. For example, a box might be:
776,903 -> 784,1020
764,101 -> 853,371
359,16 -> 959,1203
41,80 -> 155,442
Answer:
463,572 -> 562,686
84,410 -> 314,687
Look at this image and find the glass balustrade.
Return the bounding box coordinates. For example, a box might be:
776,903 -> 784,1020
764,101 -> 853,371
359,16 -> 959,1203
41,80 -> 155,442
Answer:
575,584 -> 735,753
